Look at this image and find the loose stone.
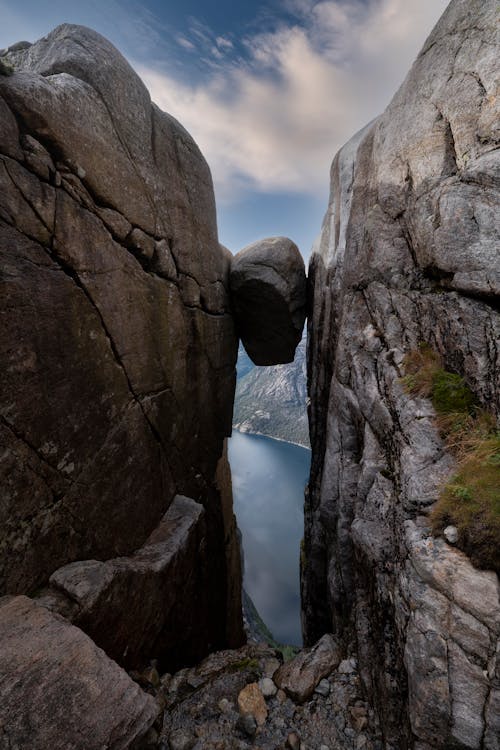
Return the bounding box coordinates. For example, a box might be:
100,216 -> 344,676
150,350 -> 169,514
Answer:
259,677 -> 278,698
314,679 -> 330,697
286,731 -> 301,750
236,713 -> 257,738
443,525 -> 459,544
238,683 -> 268,726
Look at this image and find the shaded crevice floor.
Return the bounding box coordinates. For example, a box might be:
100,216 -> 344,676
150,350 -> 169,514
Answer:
132,643 -> 382,750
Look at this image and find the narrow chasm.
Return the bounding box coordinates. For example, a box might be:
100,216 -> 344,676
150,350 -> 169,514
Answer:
229,336 -> 311,649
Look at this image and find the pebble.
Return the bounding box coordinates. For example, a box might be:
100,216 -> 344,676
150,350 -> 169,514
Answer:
338,658 -> 357,674
168,729 -> 194,750
320,746 -> 330,750
236,713 -> 257,738
218,697 -> 232,713
259,677 -> 278,698
263,657 -> 281,677
314,678 -> 330,697
277,689 -> 287,704
286,732 -> 300,750
443,525 -> 458,544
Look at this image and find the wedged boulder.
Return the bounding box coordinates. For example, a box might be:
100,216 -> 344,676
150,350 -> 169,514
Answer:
38,496 -> 213,672
230,236 -> 306,365
273,634 -> 341,703
0,595 -> 158,750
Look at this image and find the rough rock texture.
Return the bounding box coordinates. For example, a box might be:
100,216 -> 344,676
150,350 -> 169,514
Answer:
273,634 -> 342,703
149,643 -> 381,749
302,1 -> 499,748
0,24 -> 242,655
0,595 -> 158,750
36,496 -> 213,672
230,236 -> 306,366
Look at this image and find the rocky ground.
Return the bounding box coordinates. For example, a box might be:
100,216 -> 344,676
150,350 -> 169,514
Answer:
131,639 -> 382,750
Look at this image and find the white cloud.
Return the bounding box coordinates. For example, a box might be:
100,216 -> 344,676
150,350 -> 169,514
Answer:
140,0 -> 449,203
216,36 -> 234,51
176,34 -> 196,51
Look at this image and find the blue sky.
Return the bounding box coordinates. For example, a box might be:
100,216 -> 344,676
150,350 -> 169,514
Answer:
0,0 -> 449,260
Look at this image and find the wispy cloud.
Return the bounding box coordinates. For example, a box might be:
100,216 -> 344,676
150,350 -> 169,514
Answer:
0,0 -> 450,205
140,0 -> 449,202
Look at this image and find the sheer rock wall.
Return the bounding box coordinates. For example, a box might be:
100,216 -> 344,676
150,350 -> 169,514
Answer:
0,24 -> 243,663
302,1 -> 499,748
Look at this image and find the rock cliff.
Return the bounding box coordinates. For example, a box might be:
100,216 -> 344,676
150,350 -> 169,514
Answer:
302,1 -> 499,748
0,23 -> 309,749
0,23 -> 246,747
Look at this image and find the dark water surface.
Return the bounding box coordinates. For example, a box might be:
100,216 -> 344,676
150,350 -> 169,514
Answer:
228,430 -> 311,646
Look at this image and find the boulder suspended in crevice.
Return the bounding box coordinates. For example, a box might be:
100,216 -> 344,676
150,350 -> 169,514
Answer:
229,236 -> 306,366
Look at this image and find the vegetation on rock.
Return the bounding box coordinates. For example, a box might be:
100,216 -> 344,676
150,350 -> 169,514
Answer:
403,344 -> 500,572
0,59 -> 14,76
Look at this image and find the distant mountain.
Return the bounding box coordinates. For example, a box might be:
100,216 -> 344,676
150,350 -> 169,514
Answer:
236,345 -> 255,380
233,338 -> 310,448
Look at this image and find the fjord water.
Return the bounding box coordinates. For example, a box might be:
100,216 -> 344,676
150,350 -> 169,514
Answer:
228,430 -> 311,645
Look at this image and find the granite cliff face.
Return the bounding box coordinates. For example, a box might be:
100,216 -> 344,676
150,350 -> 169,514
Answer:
0,23 -> 246,747
0,23 -> 309,749
302,1 -> 499,748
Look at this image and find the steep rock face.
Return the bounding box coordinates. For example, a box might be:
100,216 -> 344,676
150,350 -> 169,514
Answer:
230,236 -> 307,365
0,24 -> 242,654
302,1 -> 499,748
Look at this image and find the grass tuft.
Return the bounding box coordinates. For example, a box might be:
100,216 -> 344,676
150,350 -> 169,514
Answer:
402,345 -> 500,573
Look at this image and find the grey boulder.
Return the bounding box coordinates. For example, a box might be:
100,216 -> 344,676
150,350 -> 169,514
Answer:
230,237 -> 306,365
273,634 -> 341,703
0,596 -> 158,750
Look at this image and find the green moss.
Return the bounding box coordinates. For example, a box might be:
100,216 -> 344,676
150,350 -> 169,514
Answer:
431,370 -> 476,416
403,347 -> 500,573
0,59 -> 14,76
230,657 -> 260,672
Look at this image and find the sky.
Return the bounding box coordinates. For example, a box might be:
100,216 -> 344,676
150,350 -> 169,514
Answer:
0,0 -> 450,260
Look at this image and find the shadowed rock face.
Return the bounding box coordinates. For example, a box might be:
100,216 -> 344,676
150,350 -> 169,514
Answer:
0,23 -> 243,653
37,496 -> 213,672
230,236 -> 306,365
302,0 -> 499,748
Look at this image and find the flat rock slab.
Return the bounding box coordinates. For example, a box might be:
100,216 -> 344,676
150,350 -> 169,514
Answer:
40,496 -> 210,671
230,236 -> 306,365
273,634 -> 341,703
0,595 -> 157,750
